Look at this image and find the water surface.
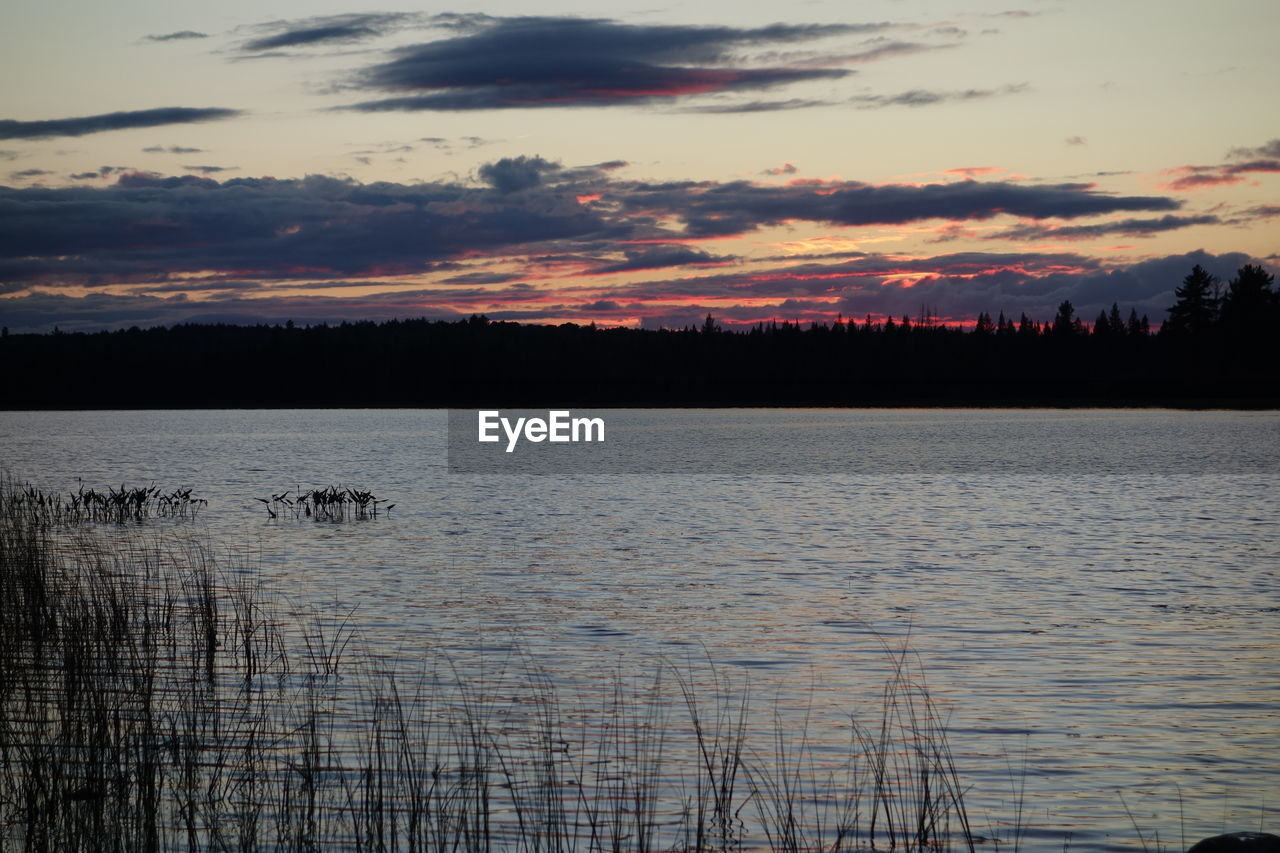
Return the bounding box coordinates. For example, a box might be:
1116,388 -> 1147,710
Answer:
2,408 -> 1276,850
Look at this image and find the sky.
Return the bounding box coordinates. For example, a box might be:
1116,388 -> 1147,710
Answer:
1,0 -> 1277,333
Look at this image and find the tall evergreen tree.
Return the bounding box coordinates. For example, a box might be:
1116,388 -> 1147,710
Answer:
1127,308 -> 1144,337
1108,303 -> 1124,332
1052,300 -> 1078,336
1219,264 -> 1276,337
1094,309 -> 1112,337
995,311 -> 1012,336
1165,264 -> 1218,336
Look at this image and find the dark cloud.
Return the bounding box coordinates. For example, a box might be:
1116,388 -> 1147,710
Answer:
592,245 -> 731,274
850,82 -> 1027,109
145,31 -> 208,42
478,155 -> 561,193
9,168 -> 52,179
675,97 -> 834,114
1066,136 -> 1087,146
1164,143 -> 1280,190
618,177 -> 1181,236
0,164 -> 1190,300
245,24 -> 379,51
182,165 -> 237,174
350,144 -> 414,157
0,107 -> 242,140
143,145 -> 206,154
68,166 -> 131,180
238,13 -> 416,52
1226,139 -> 1280,160
604,251 -> 1102,304
988,214 -> 1220,241
578,300 -> 623,312
342,16 -> 870,112
416,135 -> 496,154
0,168 -> 622,287
136,279 -> 264,294
838,41 -> 952,62
613,250 -> 1264,330
2,247 -> 1269,334
439,271 -> 523,285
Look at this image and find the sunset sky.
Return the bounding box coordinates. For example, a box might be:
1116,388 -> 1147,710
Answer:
2,0 -> 1277,333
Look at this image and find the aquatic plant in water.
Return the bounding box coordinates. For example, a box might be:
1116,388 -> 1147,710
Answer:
257,486 -> 394,521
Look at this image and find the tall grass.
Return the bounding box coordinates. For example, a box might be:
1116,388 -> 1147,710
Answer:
1,479 -> 980,852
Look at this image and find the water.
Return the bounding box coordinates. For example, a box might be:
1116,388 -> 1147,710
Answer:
2,408 -> 1277,851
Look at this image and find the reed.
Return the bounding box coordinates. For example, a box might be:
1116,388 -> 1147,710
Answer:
1,478 -> 984,852
258,486 -> 393,522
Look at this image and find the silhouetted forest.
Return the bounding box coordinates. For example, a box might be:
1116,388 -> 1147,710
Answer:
2,264 -> 1275,408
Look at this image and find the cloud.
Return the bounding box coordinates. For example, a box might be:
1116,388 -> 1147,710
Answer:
762,163 -> 798,176
1066,136 -> 1087,146
988,214 -> 1220,241
606,249 -> 1263,330
439,271 -> 523,285
0,107 -> 242,140
9,168 -> 52,179
618,177 -> 1180,236
341,16 -> 871,111
0,164 -> 1190,298
1163,142 -> 1280,191
944,166 -> 1002,177
850,83 -> 1028,109
239,13 -> 416,52
0,168 -> 622,286
1226,139 -> 1280,160
67,166 -> 131,180
478,155 -> 560,193
591,245 -> 731,274
145,31 -> 208,42
5,248 -> 1266,334
675,98 -> 834,114
143,145 -> 206,154
182,164 -> 238,174
837,41 -> 954,63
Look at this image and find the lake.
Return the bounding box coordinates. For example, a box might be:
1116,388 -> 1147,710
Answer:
2,408 -> 1277,851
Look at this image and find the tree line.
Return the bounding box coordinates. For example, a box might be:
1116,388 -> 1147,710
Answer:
1,264 -> 1274,408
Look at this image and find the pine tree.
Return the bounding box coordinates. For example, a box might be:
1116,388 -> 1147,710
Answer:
1052,300 -> 1078,336
1108,303 -> 1124,333
1094,310 -> 1111,337
1127,308 -> 1143,337
1219,264 -> 1276,337
1165,264 -> 1218,336
995,311 -> 1011,335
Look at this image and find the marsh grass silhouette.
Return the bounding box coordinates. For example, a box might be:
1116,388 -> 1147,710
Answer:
0,478 -> 995,852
